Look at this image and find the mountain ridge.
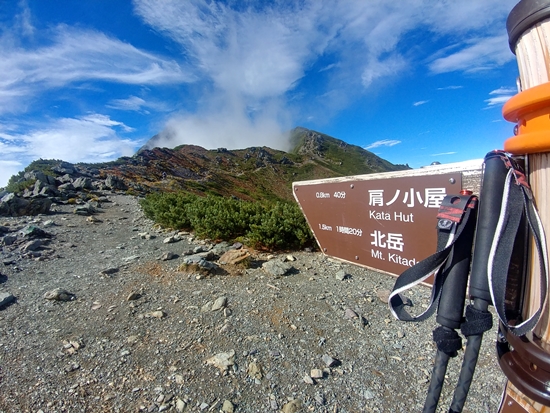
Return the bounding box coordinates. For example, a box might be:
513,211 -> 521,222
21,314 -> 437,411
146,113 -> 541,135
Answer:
4,127 -> 409,202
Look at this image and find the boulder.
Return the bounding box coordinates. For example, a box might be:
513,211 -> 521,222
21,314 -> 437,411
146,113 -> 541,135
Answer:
72,177 -> 93,190
262,259 -> 294,277
0,193 -> 52,217
32,180 -> 59,197
52,162 -> 75,175
24,171 -> 56,186
105,175 -> 127,190
219,249 -> 250,265
74,203 -> 97,215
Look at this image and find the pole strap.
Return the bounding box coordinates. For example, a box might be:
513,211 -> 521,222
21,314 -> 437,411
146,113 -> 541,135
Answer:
389,194 -> 478,322
488,153 -> 549,337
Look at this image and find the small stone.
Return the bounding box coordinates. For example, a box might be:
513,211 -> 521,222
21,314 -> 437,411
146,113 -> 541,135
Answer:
199,402 -> 209,410
206,350 -> 235,373
64,363 -> 80,373
127,292 -> 141,301
303,375 -> 314,385
20,239 -> 43,252
322,354 -> 337,367
335,269 -> 349,281
0,292 -> 15,308
282,399 -> 302,413
314,393 -> 325,405
262,259 -> 293,277
201,301 -> 213,312
163,235 -> 180,244
159,251 -> 176,261
310,369 -> 323,379
127,335 -> 139,345
247,361 -> 263,379
175,399 -> 186,412
344,308 -> 358,319
44,288 -> 74,302
211,296 -> 227,311
221,400 -> 234,413
150,310 -> 165,318
376,289 -> 391,303
285,254 -> 296,261
364,389 -> 375,400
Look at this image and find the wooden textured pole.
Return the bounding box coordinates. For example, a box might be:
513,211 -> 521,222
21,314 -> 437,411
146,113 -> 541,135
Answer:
500,1 -> 550,412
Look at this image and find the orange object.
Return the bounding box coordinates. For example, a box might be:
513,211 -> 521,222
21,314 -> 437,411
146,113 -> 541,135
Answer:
503,82 -> 550,154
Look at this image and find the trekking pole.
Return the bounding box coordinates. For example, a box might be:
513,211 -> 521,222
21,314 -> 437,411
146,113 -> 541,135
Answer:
447,151 -> 510,413
388,192 -> 478,411
423,193 -> 477,413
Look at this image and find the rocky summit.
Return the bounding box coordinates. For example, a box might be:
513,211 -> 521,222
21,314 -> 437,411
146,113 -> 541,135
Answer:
1,128 -> 409,213
0,190 -> 505,412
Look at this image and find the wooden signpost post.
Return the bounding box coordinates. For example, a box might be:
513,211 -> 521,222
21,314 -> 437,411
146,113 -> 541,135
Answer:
499,1 -> 550,412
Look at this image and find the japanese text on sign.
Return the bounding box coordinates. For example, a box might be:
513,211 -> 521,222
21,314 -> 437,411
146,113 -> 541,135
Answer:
368,188 -> 446,208
370,230 -> 404,252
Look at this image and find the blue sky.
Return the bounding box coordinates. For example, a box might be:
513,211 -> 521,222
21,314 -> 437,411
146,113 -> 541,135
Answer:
0,0 -> 520,187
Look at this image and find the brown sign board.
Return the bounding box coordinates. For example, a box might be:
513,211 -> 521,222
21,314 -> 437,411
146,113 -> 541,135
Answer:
293,160 -> 483,276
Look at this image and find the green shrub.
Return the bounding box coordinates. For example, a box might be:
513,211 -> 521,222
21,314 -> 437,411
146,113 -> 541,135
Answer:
139,192 -> 195,230
139,191 -> 314,251
186,195 -> 264,240
5,178 -> 36,194
248,202 -> 313,250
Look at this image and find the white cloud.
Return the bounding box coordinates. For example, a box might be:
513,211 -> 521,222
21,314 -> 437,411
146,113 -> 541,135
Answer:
0,25 -> 194,114
319,63 -> 339,73
413,100 -> 429,107
131,0 -> 516,144
151,95 -> 292,152
485,96 -> 512,106
428,35 -> 514,74
0,160 -> 24,188
485,86 -> 516,107
361,54 -> 407,87
431,152 -> 457,156
108,96 -> 147,111
364,139 -> 401,150
14,0 -> 35,38
437,85 -> 463,90
0,114 -> 137,169
490,87 -> 517,95
107,95 -> 171,113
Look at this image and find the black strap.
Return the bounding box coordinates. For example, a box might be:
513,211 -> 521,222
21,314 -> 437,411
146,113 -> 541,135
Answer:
488,154 -> 549,337
389,194 -> 478,322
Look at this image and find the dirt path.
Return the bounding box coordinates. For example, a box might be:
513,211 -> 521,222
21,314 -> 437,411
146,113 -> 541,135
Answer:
0,194 -> 505,412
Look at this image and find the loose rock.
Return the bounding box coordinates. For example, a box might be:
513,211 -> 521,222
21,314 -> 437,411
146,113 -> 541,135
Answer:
43,288 -> 74,301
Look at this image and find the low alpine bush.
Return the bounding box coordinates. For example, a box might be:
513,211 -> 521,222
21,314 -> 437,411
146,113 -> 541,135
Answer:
139,191 -> 314,251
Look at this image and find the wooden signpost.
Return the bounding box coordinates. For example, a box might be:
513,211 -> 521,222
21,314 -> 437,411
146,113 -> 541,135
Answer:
293,161 -> 481,277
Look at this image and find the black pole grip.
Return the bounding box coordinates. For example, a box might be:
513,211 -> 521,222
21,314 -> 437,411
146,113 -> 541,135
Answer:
468,151 -> 509,302
436,201 -> 477,330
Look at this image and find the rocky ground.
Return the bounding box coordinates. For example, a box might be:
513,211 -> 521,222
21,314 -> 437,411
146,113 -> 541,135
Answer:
0,193 -> 506,413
